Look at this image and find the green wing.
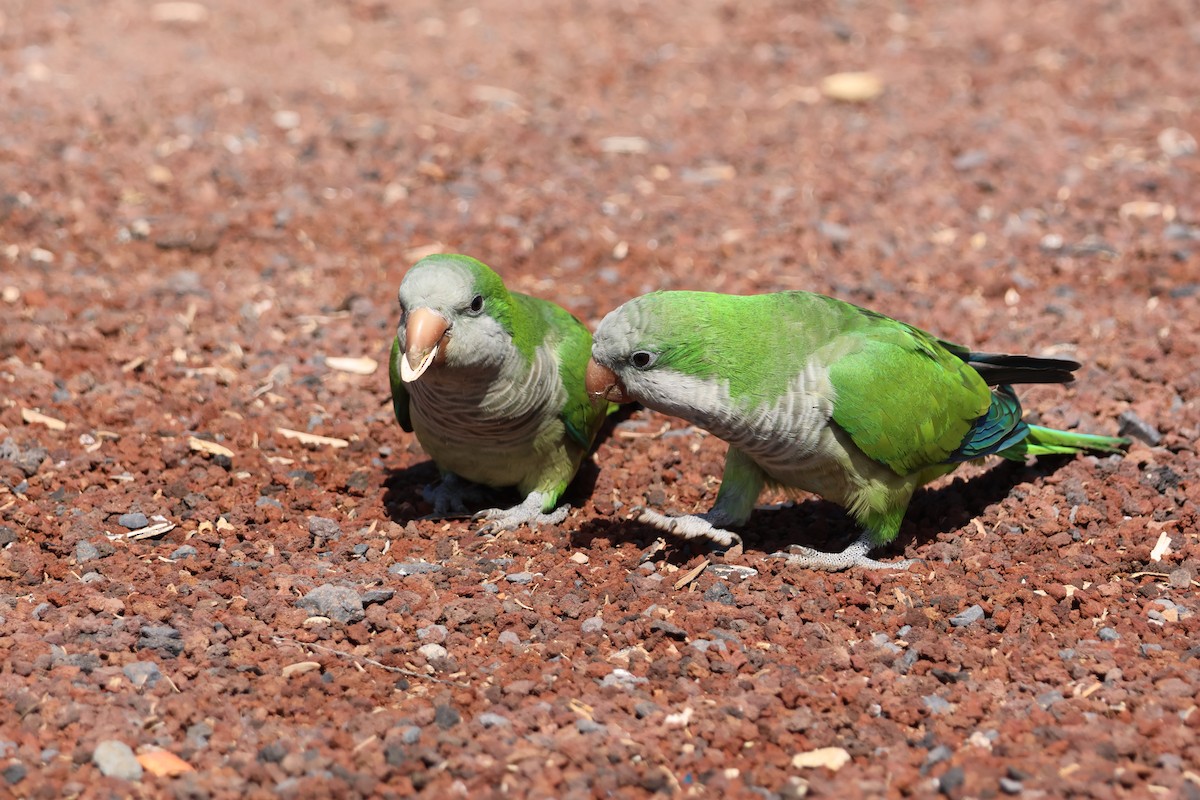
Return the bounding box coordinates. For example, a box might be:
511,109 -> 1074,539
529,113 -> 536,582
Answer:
518,294 -> 608,450
827,322 -> 992,476
387,336 -> 413,432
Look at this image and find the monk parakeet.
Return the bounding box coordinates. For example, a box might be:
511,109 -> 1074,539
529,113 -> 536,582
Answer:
389,254 -> 608,531
586,290 -> 1128,570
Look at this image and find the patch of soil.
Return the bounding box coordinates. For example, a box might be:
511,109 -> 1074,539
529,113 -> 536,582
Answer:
1,0 -> 1198,797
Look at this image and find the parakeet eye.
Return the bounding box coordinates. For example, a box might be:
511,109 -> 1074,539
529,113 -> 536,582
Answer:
630,350 -> 657,369
468,294 -> 484,314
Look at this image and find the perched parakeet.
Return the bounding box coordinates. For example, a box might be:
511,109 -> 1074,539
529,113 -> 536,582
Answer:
389,254 -> 608,531
586,290 -> 1128,570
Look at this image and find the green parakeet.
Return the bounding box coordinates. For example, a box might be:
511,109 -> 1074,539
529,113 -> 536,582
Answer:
389,254 -> 608,531
585,290 -> 1128,570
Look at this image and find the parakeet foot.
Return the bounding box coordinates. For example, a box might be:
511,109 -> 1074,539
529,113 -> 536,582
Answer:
635,508 -> 744,549
422,473 -> 496,516
769,531 -> 917,572
474,491 -> 568,534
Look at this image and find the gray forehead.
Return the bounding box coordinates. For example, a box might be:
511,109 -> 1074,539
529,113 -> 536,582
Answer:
399,260 -> 475,306
594,301 -> 643,354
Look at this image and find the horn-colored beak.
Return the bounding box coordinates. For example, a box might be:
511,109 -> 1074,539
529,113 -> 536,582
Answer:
586,358 -> 631,404
400,308 -> 450,383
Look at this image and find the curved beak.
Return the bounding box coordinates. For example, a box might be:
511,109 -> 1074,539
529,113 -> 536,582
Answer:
586,358 -> 631,404
400,308 -> 450,383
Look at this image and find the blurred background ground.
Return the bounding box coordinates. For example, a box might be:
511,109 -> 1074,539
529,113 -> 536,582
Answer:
1,1 -> 1198,797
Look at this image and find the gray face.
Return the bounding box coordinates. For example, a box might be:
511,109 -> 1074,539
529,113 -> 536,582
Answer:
591,299 -> 666,399
397,260 -> 508,371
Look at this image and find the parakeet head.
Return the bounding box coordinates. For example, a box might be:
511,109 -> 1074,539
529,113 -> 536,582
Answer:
396,254 -> 517,382
588,290 -> 798,412
587,291 -> 718,405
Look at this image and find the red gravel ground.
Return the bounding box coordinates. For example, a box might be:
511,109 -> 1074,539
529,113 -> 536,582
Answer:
2,0 -> 1199,797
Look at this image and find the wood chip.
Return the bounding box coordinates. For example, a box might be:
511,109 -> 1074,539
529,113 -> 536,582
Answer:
136,748 -> 194,777
673,559 -> 709,590
21,408 -> 66,430
188,436 -> 234,458
151,2 -> 209,24
820,71 -> 884,102
1149,531 -> 1171,562
276,427 -> 350,448
325,356 -> 379,375
791,746 -> 851,771
281,661 -> 322,678
127,521 -> 176,540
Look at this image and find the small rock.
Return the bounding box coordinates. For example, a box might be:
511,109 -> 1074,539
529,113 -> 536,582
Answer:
999,777 -> 1024,795
575,718 -> 605,734
924,745 -> 953,768
1117,410 -> 1161,446
75,541 -> 101,563
649,620 -> 688,640
169,545 -> 198,560
598,668 -> 648,690
296,584 -> 365,624
1097,627 -> 1120,642
388,561 -> 443,577
361,589 -> 395,606
938,766 -> 965,795
255,496 -> 282,510
0,438 -> 47,477
123,661 -> 163,689
505,571 -> 534,584
307,516 -> 342,542
138,624 -> 183,658
2,762 -> 26,785
498,631 -> 521,646
477,713 -> 510,729
257,742 -> 287,763
1167,566 -> 1193,590
922,696 -> 953,715
703,581 -> 737,606
417,643 -> 448,661
1035,690 -> 1064,709
417,624 -> 447,643
118,512 -> 149,530
581,617 -> 605,634
32,602 -> 52,621
434,704 -> 460,729
92,740 -> 143,780
398,726 -> 421,745
949,605 -> 985,627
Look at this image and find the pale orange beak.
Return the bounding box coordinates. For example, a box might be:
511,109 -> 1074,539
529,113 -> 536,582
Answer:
400,308 -> 450,382
586,358 -> 631,403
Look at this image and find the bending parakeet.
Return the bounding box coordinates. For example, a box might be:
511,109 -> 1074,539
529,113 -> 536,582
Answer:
585,290 -> 1128,570
389,254 -> 608,531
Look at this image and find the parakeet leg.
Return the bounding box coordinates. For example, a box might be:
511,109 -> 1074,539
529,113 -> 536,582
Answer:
474,491 -> 569,533
422,473 -> 495,517
636,447 -> 764,549
770,530 -> 917,571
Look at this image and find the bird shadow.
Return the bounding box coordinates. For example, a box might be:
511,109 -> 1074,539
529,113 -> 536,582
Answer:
570,456 -> 1077,566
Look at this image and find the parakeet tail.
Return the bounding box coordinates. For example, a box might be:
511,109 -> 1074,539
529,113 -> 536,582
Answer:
966,352 -> 1080,386
998,424 -> 1130,458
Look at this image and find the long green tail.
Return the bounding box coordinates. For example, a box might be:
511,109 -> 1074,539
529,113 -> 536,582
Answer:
999,424 -> 1129,459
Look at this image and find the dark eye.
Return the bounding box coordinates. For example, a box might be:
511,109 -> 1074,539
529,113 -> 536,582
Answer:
630,350 -> 656,369
468,294 -> 484,314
